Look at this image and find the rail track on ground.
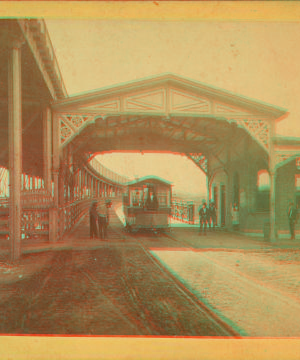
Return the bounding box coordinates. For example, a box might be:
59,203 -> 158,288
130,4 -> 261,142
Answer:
113,226 -> 241,337
0,216 -> 241,336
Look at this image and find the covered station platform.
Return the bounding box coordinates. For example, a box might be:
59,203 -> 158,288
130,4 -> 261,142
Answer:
1,19 -> 300,339
0,18 -> 300,263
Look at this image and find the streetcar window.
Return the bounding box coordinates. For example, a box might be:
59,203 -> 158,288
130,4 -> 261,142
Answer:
157,190 -> 168,207
131,189 -> 142,207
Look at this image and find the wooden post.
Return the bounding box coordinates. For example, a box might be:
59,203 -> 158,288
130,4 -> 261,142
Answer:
8,38 -> 23,262
225,145 -> 232,229
52,112 -> 59,207
43,108 -> 52,193
269,121 -> 277,242
78,170 -> 81,200
50,112 -> 60,243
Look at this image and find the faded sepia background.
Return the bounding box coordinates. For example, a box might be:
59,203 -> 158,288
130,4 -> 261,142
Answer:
1,1 -> 300,359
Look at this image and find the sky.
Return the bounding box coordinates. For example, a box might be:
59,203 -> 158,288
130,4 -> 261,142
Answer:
46,20 -> 300,194
95,152 -> 207,195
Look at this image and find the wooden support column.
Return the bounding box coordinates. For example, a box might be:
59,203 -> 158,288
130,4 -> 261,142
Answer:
206,172 -> 210,201
58,149 -> 65,206
86,173 -> 89,197
85,173 -> 88,197
50,112 -> 60,243
269,122 -> 277,242
74,171 -> 76,200
225,145 -> 233,229
78,171 -> 80,200
83,170 -> 86,198
87,172 -> 89,197
8,37 -> 24,262
78,170 -> 81,199
52,112 -> 60,207
83,171 -> 85,196
43,108 -> 52,192
67,144 -> 74,202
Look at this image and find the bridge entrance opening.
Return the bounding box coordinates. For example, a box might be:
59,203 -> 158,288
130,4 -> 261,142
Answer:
0,20 -> 294,261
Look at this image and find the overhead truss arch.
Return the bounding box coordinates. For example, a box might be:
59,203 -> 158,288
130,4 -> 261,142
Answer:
53,74 -> 286,156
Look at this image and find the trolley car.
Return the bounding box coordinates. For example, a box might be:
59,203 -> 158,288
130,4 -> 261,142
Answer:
122,176 -> 172,232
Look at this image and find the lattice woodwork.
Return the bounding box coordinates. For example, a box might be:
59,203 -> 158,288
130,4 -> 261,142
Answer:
189,153 -> 208,174
59,114 -> 94,145
230,117 -> 270,150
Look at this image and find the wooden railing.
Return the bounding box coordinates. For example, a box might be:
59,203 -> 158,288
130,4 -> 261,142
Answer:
22,190 -> 53,240
0,190 -> 122,241
58,194 -> 122,239
0,190 -> 53,240
21,189 -> 53,208
171,198 -> 195,224
22,209 -> 49,240
89,157 -> 128,184
58,198 -> 93,237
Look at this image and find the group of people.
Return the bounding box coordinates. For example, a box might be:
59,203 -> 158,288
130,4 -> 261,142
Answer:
145,190 -> 158,210
89,200 -> 111,240
198,200 -> 217,235
89,196 -> 298,240
131,189 -> 159,210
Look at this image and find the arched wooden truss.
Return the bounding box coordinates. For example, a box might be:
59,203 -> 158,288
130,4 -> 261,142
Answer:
53,74 -> 286,176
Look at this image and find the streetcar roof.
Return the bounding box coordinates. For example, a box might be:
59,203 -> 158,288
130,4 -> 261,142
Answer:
126,176 -> 172,187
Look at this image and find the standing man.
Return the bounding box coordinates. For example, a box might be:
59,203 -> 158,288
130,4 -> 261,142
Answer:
208,200 -> 217,231
89,202 -> 98,239
198,201 -> 208,235
232,203 -> 240,231
288,201 -> 297,240
98,199 -> 111,240
145,189 -> 158,210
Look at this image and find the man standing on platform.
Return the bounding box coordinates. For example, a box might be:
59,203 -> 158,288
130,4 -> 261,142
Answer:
198,201 -> 208,236
98,199 -> 111,240
288,201 -> 297,240
208,200 -> 217,231
89,202 -> 98,239
232,203 -> 240,231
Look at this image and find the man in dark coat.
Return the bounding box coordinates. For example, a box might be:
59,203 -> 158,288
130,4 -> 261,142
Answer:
145,190 -> 158,210
288,201 -> 297,240
208,200 -> 217,230
198,201 -> 208,235
89,202 -> 98,239
98,200 -> 110,240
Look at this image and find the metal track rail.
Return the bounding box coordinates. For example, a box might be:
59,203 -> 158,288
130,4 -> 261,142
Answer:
115,227 -> 241,337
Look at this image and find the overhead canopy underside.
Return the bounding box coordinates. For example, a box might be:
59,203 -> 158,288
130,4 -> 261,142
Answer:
72,113 -> 244,154
53,73 -> 286,174
0,15 -> 291,179
0,19 -> 66,177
